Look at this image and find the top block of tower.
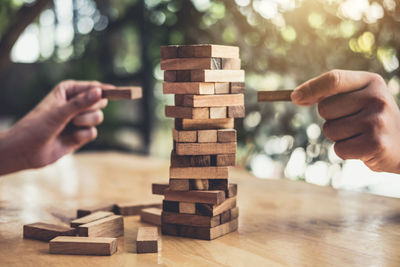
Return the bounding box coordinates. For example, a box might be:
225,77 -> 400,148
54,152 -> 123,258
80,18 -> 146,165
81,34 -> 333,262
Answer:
161,44 -> 239,59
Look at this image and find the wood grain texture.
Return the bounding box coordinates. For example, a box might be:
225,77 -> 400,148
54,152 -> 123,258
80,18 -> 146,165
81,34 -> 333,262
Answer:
140,208 -> 162,226
162,211 -> 221,227
152,183 -> 169,195
175,118 -> 234,130
216,154 -> 236,166
162,58 -> 232,70
165,105 -> 209,119
78,215 -> 124,238
228,106 -> 245,118
163,82 -> 214,95
196,197 -> 237,217
70,211 -> 114,228
23,223 -> 76,242
172,129 -> 197,143
170,166 -> 229,179
230,82 -> 245,94
210,107 -> 227,119
257,90 -> 293,101
190,179 -> 209,190
214,83 -> 230,94
170,152 -> 211,167
49,236 -> 117,256
190,70 -> 245,82
169,179 -> 190,191
160,46 -> 178,59
197,130 -> 217,143
183,94 -> 244,107
193,45 -> 239,58
114,202 -> 162,216
179,202 -> 196,214
164,189 -> 226,205
227,184 -> 238,198
217,129 -> 237,143
102,87 -> 142,100
136,227 -> 158,253
175,142 -> 236,155
77,204 -> 116,218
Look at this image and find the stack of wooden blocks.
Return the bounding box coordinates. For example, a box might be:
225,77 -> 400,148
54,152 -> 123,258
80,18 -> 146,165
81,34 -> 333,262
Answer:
155,44 -> 244,240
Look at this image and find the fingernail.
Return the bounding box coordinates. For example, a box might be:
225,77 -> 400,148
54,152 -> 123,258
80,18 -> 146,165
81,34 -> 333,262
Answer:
89,88 -> 101,101
291,90 -> 303,101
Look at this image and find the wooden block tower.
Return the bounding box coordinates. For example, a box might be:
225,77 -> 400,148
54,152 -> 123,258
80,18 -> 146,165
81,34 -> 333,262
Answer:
154,44 -> 245,240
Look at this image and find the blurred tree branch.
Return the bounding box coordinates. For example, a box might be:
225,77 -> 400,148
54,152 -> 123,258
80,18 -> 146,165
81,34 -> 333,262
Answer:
0,0 -> 52,76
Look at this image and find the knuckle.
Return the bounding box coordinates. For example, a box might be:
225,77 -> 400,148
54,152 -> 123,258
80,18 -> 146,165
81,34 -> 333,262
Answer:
326,70 -> 341,92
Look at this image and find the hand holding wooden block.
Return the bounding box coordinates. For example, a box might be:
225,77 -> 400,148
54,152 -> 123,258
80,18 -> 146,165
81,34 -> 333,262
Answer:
257,90 -> 293,101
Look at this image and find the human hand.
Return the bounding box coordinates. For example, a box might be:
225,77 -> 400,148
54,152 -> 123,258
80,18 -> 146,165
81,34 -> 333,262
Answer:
0,80 -> 113,174
291,70 -> 400,173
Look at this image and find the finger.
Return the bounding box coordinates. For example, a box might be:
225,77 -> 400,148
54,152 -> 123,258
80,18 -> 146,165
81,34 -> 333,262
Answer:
86,98 -> 108,112
72,110 -> 104,127
64,81 -> 116,98
334,133 -> 379,161
323,112 -> 363,142
291,70 -> 381,106
72,127 -> 98,148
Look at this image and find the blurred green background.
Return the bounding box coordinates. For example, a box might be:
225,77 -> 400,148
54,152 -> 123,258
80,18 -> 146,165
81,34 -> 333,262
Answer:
0,0 -> 399,196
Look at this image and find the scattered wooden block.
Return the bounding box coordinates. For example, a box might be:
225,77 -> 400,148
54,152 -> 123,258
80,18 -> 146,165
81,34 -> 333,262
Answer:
78,215 -> 124,238
102,87 -> 142,100
23,222 -> 76,242
228,106 -> 245,118
172,129 -> 197,143
179,202 -> 196,214
169,178 -> 190,191
114,202 -> 162,216
162,211 -> 221,228
216,154 -> 236,166
257,90 -> 293,101
140,208 -> 162,226
77,204 -> 116,218
228,184 -> 238,198
210,107 -> 227,119
165,106 -> 209,119
175,142 -> 236,155
193,45 -> 239,59
197,130 -> 217,143
49,236 -> 117,256
163,200 -> 179,213
164,189 -> 225,205
217,129 -> 236,143
190,70 -> 245,82
70,211 -> 114,228
170,152 -> 211,167
230,82 -> 245,94
196,196 -> 237,217
175,118 -> 234,130
190,179 -> 209,190
152,183 -> 169,195
183,94 -> 244,107
163,82 -> 214,95
214,83 -> 230,94
161,45 -> 178,59
170,166 -> 229,179
136,227 -> 158,253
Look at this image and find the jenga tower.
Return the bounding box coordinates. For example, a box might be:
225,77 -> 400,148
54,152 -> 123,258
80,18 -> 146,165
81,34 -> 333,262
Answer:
157,44 -> 245,240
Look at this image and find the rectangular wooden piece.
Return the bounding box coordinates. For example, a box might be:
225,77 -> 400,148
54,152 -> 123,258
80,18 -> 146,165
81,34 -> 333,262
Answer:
49,236 -> 117,256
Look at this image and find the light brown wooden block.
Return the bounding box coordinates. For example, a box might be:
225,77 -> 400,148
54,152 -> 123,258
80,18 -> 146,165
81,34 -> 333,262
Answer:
102,87 -> 142,100
162,211 -> 220,228
197,130 -> 217,143
175,118 -> 234,130
190,179 -> 209,190
222,58 -> 241,69
70,211 -> 114,228
166,106 -> 209,119
196,196 -> 237,217
164,189 -> 225,205
217,129 -> 237,143
23,222 -> 76,242
170,152 -> 211,167
228,106 -> 245,118
136,227 -> 158,253
193,45 -> 239,59
161,58 -> 222,70
161,46 -> 178,59
183,94 -> 244,107
210,107 -> 227,119
163,82 -> 214,95
78,215 -> 124,238
172,129 -> 197,143
170,167 -> 229,179
228,184 -> 238,198
257,90 -> 293,101
214,83 -> 230,94
152,183 -> 169,195
179,202 -> 196,214
77,204 -> 116,218
175,142 -> 236,155
114,202 -> 162,216
169,179 -> 190,191
49,236 -> 117,256
216,154 -> 236,166
140,208 -> 162,226
230,82 -> 245,94
190,70 -> 245,82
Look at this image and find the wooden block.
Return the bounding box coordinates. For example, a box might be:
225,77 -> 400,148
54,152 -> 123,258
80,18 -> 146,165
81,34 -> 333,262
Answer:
214,83 -> 230,94
221,207 -> 239,224
172,129 -> 197,143
161,45 -> 178,59
169,179 -> 190,191
217,129 -> 237,142
49,236 -> 117,256
228,184 -> 238,198
176,70 -> 191,81
221,58 -> 241,69
152,183 -> 169,195
197,130 -> 217,143
163,82 -> 214,95
196,196 -> 237,217
193,45 -> 239,59
162,211 -> 220,228
163,200 -> 179,213
208,179 -> 228,192
228,106 -> 245,118
175,118 -> 234,130
257,90 -> 293,101
78,215 -> 124,238
140,208 -> 162,226
136,227 -> 158,253
23,222 -> 76,242
164,189 -> 225,205
70,211 -> 114,228
102,87 -> 142,100
183,94 -> 244,107
230,82 -> 245,94
175,142 -> 236,155
216,154 -> 236,166
210,107 -> 227,119
190,70 -> 245,82
77,204 -> 116,218
177,45 -> 195,57
170,152 -> 211,167
114,202 -> 162,216
179,202 -> 196,214
170,166 -> 229,179
190,179 -> 209,190
164,70 -> 177,82
161,58 -> 222,70
174,95 -> 185,106
166,106 -> 209,119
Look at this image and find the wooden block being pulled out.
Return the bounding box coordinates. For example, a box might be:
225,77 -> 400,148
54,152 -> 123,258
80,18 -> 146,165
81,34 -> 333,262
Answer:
170,166 -> 229,179
49,236 -> 117,256
152,183 -> 169,195
175,118 -> 234,130
175,142 -> 236,156
136,227 -> 158,253
163,82 -> 214,95
23,222 -> 76,242
257,90 -> 293,102
190,70 -> 245,82
115,202 -> 162,216
70,211 -> 114,228
164,189 -> 225,205
183,94 -> 244,108
102,87 -> 142,100
140,208 -> 162,226
78,215 -> 124,238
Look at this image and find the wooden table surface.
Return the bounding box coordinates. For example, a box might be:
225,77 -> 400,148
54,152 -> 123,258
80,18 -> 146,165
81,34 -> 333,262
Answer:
1,152 -> 400,266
